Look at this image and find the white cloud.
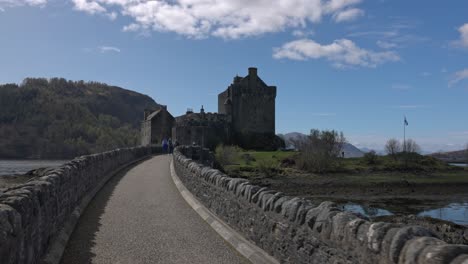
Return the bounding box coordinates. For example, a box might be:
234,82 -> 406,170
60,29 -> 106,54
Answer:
107,11 -> 118,20
333,8 -> 364,23
456,23 -> 468,48
72,0 -> 106,15
292,29 -> 315,38
0,0 -> 47,9
68,0 -> 364,39
376,40 -> 397,49
349,18 -> 427,49
98,46 -> 121,53
273,38 -> 400,68
449,68 -> 468,87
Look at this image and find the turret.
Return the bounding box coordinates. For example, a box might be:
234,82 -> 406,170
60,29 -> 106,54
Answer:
200,105 -> 206,119
248,67 -> 257,88
233,75 -> 242,84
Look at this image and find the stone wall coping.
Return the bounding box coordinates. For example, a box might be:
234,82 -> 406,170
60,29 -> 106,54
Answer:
0,146 -> 159,264
173,146 -> 468,264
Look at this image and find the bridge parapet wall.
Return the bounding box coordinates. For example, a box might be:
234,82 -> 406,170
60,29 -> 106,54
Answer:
173,146 -> 468,264
0,146 -> 159,264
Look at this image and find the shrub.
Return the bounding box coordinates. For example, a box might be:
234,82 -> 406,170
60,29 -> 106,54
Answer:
215,144 -> 239,166
363,150 -> 379,165
241,153 -> 255,165
257,159 -> 278,175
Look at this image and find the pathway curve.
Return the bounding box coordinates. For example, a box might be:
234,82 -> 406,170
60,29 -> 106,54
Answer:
61,155 -> 249,264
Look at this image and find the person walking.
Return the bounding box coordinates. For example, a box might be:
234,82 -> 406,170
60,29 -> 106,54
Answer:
162,138 -> 168,154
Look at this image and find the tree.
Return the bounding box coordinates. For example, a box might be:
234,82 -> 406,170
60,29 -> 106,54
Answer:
295,129 -> 347,173
385,138 -> 401,157
403,139 -> 421,153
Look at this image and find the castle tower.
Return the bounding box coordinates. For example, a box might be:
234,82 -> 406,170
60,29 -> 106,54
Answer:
218,67 -> 276,135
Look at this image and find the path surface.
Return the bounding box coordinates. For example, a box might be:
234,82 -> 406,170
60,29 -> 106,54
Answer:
61,155 -> 249,264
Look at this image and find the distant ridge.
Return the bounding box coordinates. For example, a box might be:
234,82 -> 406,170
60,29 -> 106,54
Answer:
430,149 -> 467,163
0,78 -> 160,159
279,132 -> 365,158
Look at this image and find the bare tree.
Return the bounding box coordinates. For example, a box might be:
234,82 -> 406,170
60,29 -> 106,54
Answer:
385,138 -> 401,156
403,139 -> 421,153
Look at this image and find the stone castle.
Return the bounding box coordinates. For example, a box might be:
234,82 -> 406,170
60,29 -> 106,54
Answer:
141,67 -> 283,150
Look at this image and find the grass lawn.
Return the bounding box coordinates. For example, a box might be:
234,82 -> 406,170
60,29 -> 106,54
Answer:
222,150 -> 468,185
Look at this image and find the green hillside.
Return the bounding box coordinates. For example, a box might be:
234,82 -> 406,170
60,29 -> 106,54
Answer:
0,78 -> 159,159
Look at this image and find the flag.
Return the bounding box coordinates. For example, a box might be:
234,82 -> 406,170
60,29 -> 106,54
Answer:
404,116 -> 408,126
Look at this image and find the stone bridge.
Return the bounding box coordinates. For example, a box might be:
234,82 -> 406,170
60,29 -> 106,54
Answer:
1,146 -> 467,264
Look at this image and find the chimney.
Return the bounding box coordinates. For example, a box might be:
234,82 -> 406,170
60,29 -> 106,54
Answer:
248,67 -> 257,77
248,67 -> 257,88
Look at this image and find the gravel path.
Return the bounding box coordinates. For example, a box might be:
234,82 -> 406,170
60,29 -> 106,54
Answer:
61,155 -> 249,264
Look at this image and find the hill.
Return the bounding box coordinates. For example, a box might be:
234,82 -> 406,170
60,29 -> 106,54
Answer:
430,149 -> 467,163
279,132 -> 365,158
0,78 -> 160,159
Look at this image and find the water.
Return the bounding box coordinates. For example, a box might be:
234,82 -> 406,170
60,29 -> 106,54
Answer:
419,203 -> 468,225
341,204 -> 393,217
450,163 -> 467,167
0,160 -> 67,176
341,202 -> 468,226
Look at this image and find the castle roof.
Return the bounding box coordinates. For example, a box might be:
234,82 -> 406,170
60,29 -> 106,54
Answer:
145,107 -> 173,121
146,109 -> 163,120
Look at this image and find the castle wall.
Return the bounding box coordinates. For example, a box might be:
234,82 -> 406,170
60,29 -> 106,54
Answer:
173,126 -> 227,149
141,109 -> 174,146
231,85 -> 276,134
218,90 -> 229,114
149,112 -> 174,144
141,120 -> 151,146
172,113 -> 230,149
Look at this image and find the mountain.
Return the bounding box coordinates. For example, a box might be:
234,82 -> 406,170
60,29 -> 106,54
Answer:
429,149 -> 467,163
0,78 -> 160,159
341,143 -> 365,158
279,132 -> 365,158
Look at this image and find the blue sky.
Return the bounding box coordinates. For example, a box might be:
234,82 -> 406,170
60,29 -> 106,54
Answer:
0,0 -> 467,152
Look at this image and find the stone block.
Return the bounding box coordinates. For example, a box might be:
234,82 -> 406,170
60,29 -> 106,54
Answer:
417,245 -> 468,264
388,226 -> 437,264
330,212 -> 359,242
250,187 -> 268,203
450,254 -> 468,264
264,192 -> 283,212
398,237 -> 446,264
281,197 -> 303,222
